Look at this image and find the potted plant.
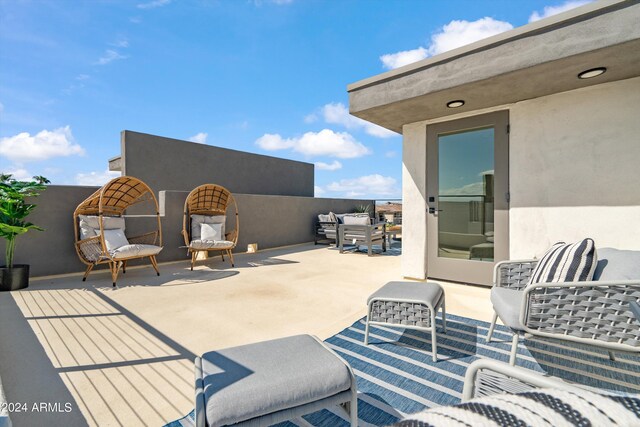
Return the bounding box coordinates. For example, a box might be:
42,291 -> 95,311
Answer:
0,174 -> 49,291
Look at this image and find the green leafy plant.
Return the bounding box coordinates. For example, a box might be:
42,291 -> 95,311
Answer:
353,204 -> 371,214
0,174 -> 49,267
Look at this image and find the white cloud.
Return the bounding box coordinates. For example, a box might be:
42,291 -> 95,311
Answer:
326,174 -> 399,197
255,133 -> 296,151
188,132 -> 208,144
256,129 -> 371,159
380,47 -> 428,70
529,1 -> 591,22
137,0 -> 171,9
441,181 -> 484,196
75,169 -> 120,186
111,39 -> 129,48
272,0 -> 293,4
321,102 -> 398,138
380,17 -> 513,69
314,186 -> 326,196
129,17 -> 142,24
315,160 -> 342,171
95,49 -> 127,65
385,151 -> 397,158
0,126 -> 85,162
76,74 -> 90,81
304,113 -> 318,124
3,167 -> 31,181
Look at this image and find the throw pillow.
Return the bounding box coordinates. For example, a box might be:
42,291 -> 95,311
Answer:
103,228 -> 130,252
529,238 -> 597,284
201,223 -> 223,241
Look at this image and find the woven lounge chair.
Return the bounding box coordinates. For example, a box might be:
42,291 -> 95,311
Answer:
396,359 -> 640,426
487,247 -> 640,365
73,176 -> 163,287
182,184 -> 239,270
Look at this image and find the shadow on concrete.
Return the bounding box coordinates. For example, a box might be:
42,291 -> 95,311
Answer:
0,284 -> 200,426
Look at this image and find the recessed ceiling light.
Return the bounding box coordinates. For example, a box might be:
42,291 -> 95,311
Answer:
578,67 -> 606,79
447,100 -> 465,108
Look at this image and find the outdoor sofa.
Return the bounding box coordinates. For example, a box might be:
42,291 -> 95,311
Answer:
314,212 -> 371,246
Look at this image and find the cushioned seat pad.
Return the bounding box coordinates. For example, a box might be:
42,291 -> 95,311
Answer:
110,244 -> 162,259
198,335 -> 351,426
491,287 -> 525,330
368,281 -> 442,305
190,240 -> 234,250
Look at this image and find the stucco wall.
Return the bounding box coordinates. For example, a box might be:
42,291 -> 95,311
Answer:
0,185 -> 370,278
399,76 -> 640,279
401,123 -> 428,279
121,131 -> 314,197
509,76 -> 640,257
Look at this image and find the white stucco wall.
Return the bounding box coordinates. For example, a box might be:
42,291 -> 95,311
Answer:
509,76 -> 640,258
402,123 -> 428,279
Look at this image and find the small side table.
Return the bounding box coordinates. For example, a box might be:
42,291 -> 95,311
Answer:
365,281 -> 446,362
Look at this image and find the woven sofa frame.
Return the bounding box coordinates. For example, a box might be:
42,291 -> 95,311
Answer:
488,259 -> 640,363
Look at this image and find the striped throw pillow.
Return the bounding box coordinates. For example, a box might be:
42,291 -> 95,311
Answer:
529,238 -> 597,284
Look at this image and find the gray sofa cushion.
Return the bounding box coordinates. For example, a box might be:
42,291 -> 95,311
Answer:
343,215 -> 370,225
593,248 -> 640,281
491,287 -> 525,330
368,281 -> 443,305
191,214 -> 226,240
110,244 -> 162,259
198,335 -> 352,426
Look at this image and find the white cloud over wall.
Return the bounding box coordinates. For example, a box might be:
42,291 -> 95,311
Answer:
326,174 -> 399,197
256,129 -> 371,159
3,167 -> 32,181
75,169 -> 120,186
137,0 -> 171,9
321,102 -> 397,138
314,186 -> 326,196
529,0 -> 591,22
95,49 -> 128,65
380,17 -> 513,69
188,132 -> 208,144
315,160 -> 342,171
0,126 -> 85,162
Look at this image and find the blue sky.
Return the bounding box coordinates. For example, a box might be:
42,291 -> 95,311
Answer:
0,0 -> 590,198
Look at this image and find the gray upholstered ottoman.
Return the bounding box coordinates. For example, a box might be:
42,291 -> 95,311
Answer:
195,335 -> 358,427
365,281 -> 447,362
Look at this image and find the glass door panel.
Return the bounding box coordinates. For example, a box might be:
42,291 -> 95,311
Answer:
438,127 -> 494,262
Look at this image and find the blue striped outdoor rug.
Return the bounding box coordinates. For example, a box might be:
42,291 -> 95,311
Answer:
165,313 -> 640,426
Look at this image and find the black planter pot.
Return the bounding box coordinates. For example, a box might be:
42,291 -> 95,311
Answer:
0,265 -> 30,291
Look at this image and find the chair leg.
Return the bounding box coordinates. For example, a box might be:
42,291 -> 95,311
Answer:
82,264 -> 94,282
364,310 -> 371,345
110,262 -> 120,287
122,260 -> 127,274
509,332 -> 520,365
441,297 -> 447,334
431,309 -> 438,362
349,390 -> 358,427
227,249 -> 235,267
149,256 -> 160,276
191,252 -> 197,271
608,351 -> 616,361
487,312 -> 498,342
221,252 -> 224,261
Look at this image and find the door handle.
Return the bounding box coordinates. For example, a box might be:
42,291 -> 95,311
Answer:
428,207 -> 443,214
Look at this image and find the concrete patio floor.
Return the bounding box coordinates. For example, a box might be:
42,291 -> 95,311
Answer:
0,242 -> 493,427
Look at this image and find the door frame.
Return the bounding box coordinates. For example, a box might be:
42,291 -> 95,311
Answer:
426,110 -> 509,285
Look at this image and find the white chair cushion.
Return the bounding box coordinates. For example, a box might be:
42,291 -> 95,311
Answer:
190,240 -> 235,250
343,215 -> 370,225
103,228 -> 130,252
78,215 -> 126,239
191,215 -> 226,240
110,244 -> 162,259
201,223 -> 223,241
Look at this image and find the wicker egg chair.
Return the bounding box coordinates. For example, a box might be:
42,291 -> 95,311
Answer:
73,176 -> 163,287
182,184 -> 239,270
